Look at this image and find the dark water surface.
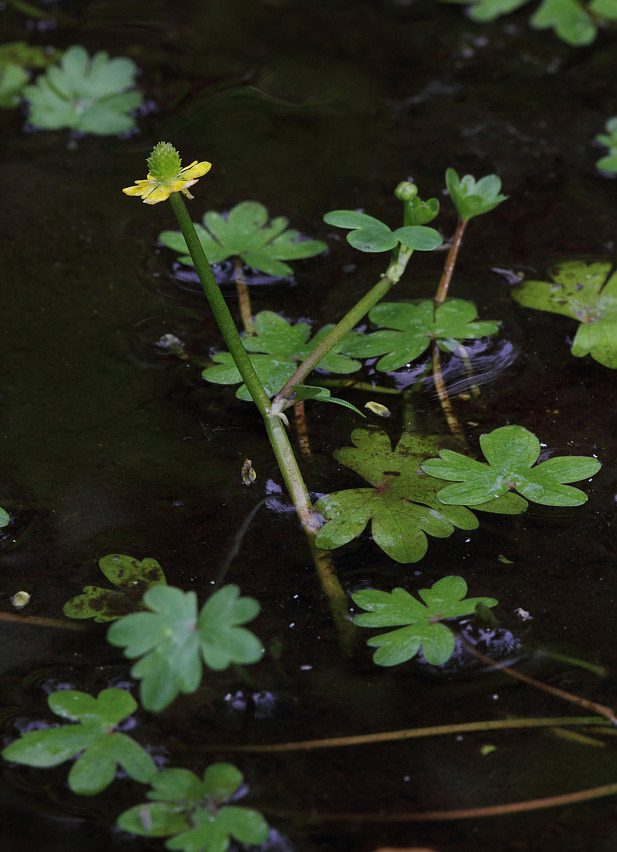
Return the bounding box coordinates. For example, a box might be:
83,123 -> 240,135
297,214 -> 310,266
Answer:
2,1 -> 617,850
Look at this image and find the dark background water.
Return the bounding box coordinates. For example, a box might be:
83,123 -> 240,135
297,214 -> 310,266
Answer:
1,1 -> 617,850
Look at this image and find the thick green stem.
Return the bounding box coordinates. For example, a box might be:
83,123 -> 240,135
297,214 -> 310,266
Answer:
272,246 -> 414,413
168,193 -> 353,649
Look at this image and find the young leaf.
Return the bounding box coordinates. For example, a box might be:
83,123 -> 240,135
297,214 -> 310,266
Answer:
512,261 -> 617,368
314,429 -> 479,563
63,554 -> 167,622
159,200 -> 326,277
353,576 -> 498,666
291,385 -> 366,418
342,300 -> 500,371
202,311 -> 361,400
117,763 -> 269,852
2,688 -> 156,795
107,585 -> 263,713
407,195 -> 440,225
422,425 -> 601,508
324,209 -> 442,253
23,45 -> 142,134
595,117 -> 617,174
445,169 -> 508,221
530,0 -> 596,45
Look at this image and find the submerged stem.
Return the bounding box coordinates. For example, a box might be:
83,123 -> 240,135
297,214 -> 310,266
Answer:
432,343 -> 464,442
233,259 -> 255,335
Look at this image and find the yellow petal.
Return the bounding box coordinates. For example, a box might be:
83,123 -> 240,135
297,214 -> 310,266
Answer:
141,184 -> 172,204
179,160 -> 212,180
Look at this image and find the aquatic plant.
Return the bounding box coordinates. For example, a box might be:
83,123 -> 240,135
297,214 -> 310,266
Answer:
0,507 -> 9,527
422,425 -> 601,508
512,260 -> 617,367
63,553 -> 167,622
0,41 -> 60,108
322,208 -> 442,253
353,576 -> 498,666
107,584 -> 263,712
2,688 -> 156,795
23,45 -> 142,134
118,763 -> 269,852
159,200 -> 327,277
595,117 -> 617,173
439,0 -> 617,45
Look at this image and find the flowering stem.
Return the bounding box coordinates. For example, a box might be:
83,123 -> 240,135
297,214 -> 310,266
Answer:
167,193 -> 354,650
435,217 -> 467,305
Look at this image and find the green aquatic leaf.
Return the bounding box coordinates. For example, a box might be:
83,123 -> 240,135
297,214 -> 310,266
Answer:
314,429 -> 479,563
63,554 -> 167,623
407,195 -> 440,225
291,385 -> 366,417
445,0 -> 532,22
595,116 -> 617,174
23,45 -> 142,134
323,209 -> 442,253
0,42 -> 61,70
512,261 -> 617,368
2,688 -> 156,795
107,585 -> 263,713
353,576 -> 498,666
118,763 -> 269,852
445,169 -> 508,221
202,310 -> 361,400
0,64 -> 28,108
588,0 -> 617,19
159,200 -> 326,276
342,299 -> 500,371
422,425 -> 601,508
0,507 -> 9,527
530,0 -> 596,45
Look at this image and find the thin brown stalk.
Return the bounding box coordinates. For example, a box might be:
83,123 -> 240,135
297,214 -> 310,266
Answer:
432,343 -> 464,441
0,611 -> 86,630
234,259 -> 255,334
435,219 -> 467,306
294,400 -> 312,460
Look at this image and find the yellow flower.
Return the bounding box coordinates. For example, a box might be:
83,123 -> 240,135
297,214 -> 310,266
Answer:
123,159 -> 212,205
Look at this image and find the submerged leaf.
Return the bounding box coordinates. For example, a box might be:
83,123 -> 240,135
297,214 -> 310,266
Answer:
118,763 -> 268,852
2,688 -> 156,795
63,554 -> 167,622
202,311 -> 361,400
512,261 -> 617,368
353,576 -> 498,666
159,200 -> 326,277
107,585 -> 263,712
342,299 -> 500,371
314,429 -> 479,563
422,425 -> 601,508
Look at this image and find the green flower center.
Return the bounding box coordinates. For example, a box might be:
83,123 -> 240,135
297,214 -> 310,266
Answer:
147,142 -> 182,181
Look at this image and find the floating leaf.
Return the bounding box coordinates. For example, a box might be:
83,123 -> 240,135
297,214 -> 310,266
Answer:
202,311 -> 361,400
118,763 -> 269,852
159,200 -> 326,277
342,300 -> 500,371
445,169 -> 508,221
595,116 -> 617,174
107,585 -> 263,713
314,429 -> 479,563
63,554 -> 167,623
323,209 -> 442,253
530,0 -> 596,45
0,507 -> 9,527
353,576 -> 498,666
2,689 -> 156,795
23,45 -> 142,134
512,261 -> 617,368
422,425 -> 601,508
0,64 -> 28,108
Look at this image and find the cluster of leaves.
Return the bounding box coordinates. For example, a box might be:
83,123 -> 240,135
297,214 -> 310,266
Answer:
202,310 -> 362,401
63,554 -> 167,622
159,200 -> 327,278
315,426 -> 600,562
595,117 -> 617,173
107,584 -> 263,712
342,300 -> 501,371
118,763 -> 269,852
353,576 -> 498,666
23,45 -> 142,134
2,688 -> 156,795
439,0 -> 617,46
446,169 -> 508,221
0,42 -> 60,109
323,208 -> 442,253
512,261 -> 617,368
